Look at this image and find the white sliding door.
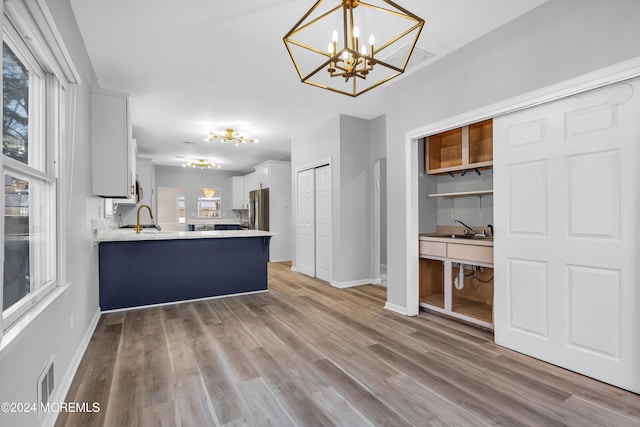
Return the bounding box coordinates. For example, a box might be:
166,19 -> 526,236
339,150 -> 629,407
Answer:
494,79 -> 639,393
315,165 -> 332,281
296,169 -> 315,276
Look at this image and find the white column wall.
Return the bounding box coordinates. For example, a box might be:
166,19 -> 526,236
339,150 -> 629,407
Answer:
291,114 -> 375,286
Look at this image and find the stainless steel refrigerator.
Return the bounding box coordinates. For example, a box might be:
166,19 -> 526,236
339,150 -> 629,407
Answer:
249,188 -> 269,231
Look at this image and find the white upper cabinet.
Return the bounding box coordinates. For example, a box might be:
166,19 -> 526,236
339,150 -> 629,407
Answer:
244,171 -> 257,192
91,88 -> 136,200
231,176 -> 246,210
255,163 -> 269,189
135,157 -> 154,210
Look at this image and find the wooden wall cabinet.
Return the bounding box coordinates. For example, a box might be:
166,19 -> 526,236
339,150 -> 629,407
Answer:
426,119 -> 493,175
91,88 -> 136,200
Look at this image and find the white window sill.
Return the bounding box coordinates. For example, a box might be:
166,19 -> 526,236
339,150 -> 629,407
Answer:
0,283 -> 71,361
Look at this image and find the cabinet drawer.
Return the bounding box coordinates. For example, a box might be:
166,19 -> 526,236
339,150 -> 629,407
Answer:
447,243 -> 493,264
419,241 -> 447,257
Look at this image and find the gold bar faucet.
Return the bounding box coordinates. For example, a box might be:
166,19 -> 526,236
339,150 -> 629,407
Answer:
135,204 -> 154,234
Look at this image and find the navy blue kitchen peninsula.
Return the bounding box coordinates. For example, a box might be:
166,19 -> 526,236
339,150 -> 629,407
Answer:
96,230 -> 273,311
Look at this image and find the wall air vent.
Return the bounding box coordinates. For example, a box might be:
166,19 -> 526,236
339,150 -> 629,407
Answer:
37,358 -> 55,419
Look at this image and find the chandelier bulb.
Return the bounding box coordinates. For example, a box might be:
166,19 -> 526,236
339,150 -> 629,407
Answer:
332,30 -> 338,42
328,42 -> 334,54
360,45 -> 367,56
353,26 -> 359,38
369,34 -> 375,46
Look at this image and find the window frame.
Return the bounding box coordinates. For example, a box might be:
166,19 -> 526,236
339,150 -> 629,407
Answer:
196,188 -> 222,218
0,0 -> 79,336
2,19 -> 57,329
177,195 -> 185,224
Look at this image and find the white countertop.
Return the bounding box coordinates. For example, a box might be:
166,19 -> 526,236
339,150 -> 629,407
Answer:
95,228 -> 275,243
419,233 -> 493,247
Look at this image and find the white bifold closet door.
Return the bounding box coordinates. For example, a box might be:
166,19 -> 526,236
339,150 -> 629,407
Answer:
296,169 -> 315,277
296,165 -> 332,281
494,79 -> 640,393
315,165 -> 332,281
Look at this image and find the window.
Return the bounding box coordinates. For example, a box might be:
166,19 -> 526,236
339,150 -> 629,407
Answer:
197,188 -> 221,218
1,2 -> 71,332
177,195 -> 185,224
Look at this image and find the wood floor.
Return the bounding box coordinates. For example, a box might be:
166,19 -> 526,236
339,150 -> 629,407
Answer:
56,262 -> 640,427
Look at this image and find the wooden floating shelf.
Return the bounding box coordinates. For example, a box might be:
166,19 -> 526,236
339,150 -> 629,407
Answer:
429,190 -> 493,198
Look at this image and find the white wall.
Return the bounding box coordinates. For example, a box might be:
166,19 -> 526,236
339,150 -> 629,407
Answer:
335,115 -> 371,284
154,165 -> 237,227
290,115 -> 340,269
384,0 -> 640,311
434,172 -> 494,228
0,0 -> 103,426
291,114 -> 375,285
417,140 -> 437,234
369,116 -> 387,269
264,161 -> 292,262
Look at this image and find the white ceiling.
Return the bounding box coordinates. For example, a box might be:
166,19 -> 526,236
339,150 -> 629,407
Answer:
69,0 -> 547,173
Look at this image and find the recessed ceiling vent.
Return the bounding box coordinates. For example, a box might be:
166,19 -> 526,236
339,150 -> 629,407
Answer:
382,45 -> 434,71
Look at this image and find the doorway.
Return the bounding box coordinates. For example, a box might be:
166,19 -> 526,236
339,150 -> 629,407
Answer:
373,158 -> 387,285
157,186 -> 185,231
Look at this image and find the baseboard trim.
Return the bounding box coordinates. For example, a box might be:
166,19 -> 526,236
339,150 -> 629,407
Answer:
101,289 -> 269,314
384,302 -> 409,316
46,308 -> 101,427
330,278 -> 378,289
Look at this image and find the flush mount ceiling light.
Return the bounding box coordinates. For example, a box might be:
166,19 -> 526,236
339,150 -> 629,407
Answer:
283,0 -> 424,97
183,159 -> 221,169
205,129 -> 259,146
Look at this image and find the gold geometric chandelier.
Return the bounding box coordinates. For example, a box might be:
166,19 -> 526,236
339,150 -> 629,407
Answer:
183,159 -> 221,169
205,129 -> 259,146
283,0 -> 424,97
